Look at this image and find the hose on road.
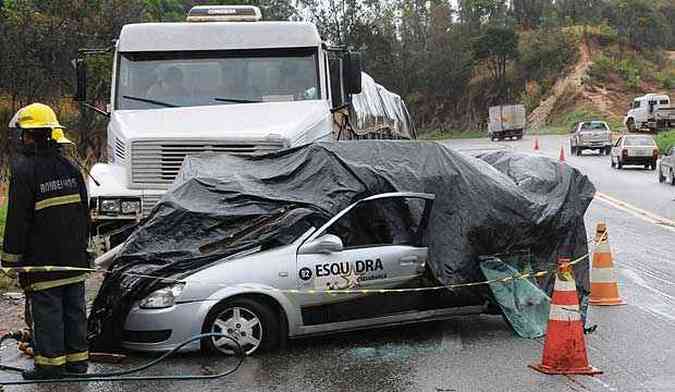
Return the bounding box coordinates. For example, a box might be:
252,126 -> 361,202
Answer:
0,332 -> 244,385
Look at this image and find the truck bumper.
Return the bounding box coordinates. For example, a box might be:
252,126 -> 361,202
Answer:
88,163 -> 166,253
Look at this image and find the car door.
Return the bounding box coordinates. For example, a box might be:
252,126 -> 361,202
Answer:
611,136 -> 623,162
294,192 -> 434,320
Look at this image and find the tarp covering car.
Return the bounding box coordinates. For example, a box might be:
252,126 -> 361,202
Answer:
88,142 -> 595,349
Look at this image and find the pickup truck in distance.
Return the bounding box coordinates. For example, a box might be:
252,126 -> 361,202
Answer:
569,121 -> 612,156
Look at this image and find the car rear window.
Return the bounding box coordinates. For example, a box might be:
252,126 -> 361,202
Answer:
624,137 -> 656,146
580,122 -> 608,130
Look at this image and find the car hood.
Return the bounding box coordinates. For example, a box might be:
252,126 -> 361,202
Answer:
110,100 -> 331,143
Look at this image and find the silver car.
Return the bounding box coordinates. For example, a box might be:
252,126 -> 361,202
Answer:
121,192 -> 484,355
569,121 -> 612,156
610,134 -> 658,170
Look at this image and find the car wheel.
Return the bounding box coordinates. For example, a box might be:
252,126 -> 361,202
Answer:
605,146 -> 612,155
202,298 -> 280,356
617,159 -> 623,169
670,170 -> 675,186
570,145 -> 576,156
576,148 -> 582,156
659,166 -> 666,183
598,149 -> 604,156
650,161 -> 657,171
610,156 -> 615,168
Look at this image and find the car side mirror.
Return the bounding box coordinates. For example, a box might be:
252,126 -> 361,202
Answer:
299,234 -> 343,254
344,51 -> 362,95
74,58 -> 87,102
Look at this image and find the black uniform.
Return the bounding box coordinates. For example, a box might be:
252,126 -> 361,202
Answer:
0,143 -> 90,372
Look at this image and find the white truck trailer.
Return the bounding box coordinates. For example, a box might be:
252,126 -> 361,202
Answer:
75,5 -> 415,252
487,104 -> 526,141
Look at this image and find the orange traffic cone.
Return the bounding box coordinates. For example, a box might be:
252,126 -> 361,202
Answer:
559,145 -> 566,162
534,136 -> 540,151
529,259 -> 602,375
590,223 -> 625,306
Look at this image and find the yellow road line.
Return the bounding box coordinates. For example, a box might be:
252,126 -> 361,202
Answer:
594,192 -> 675,233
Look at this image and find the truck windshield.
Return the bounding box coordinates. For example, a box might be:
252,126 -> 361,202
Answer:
116,48 -> 320,110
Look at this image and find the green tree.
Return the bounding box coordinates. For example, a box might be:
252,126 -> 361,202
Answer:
473,25 -> 519,95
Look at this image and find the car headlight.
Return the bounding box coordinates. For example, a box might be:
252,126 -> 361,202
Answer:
139,283 -> 185,309
121,200 -> 141,214
99,199 -> 120,214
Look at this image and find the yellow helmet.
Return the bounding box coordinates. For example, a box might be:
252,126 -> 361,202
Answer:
51,129 -> 74,145
9,103 -> 64,130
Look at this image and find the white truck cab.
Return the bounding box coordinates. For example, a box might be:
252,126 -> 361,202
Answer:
75,6 -> 410,253
624,93 -> 675,132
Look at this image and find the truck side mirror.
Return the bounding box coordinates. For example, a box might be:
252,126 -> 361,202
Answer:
344,51 -> 362,95
74,58 -> 87,102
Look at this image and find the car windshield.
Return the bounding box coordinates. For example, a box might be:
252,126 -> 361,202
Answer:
580,122 -> 608,131
624,136 -> 656,146
115,48 -> 320,110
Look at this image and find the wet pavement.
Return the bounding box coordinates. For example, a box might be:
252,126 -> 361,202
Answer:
2,134 -> 674,391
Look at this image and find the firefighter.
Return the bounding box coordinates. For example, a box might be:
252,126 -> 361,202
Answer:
1,103 -> 90,380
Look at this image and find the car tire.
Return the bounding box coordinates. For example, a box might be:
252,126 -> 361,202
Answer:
202,298 -> 280,356
670,170 -> 675,186
659,166 -> 666,183
570,145 -> 576,156
610,157 -> 615,168
598,148 -> 604,156
617,159 -> 623,169
605,146 -> 612,155
576,148 -> 582,156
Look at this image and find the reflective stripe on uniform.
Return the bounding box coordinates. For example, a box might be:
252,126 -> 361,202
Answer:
66,351 -> 89,362
35,194 -> 81,211
35,355 -> 66,366
28,274 -> 87,291
1,252 -> 23,263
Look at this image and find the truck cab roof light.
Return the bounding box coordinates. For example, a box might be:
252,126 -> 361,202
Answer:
187,5 -> 262,22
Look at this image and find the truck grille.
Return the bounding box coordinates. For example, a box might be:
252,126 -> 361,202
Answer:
141,194 -> 163,217
130,140 -> 284,187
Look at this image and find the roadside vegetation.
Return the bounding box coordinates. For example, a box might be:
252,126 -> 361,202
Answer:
656,131 -> 675,155
0,202 -> 16,291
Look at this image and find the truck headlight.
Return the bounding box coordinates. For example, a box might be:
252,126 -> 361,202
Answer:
121,200 -> 141,214
99,199 -> 121,214
139,283 -> 185,309
98,197 -> 142,216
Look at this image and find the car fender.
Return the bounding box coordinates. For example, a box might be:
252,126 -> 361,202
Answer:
201,283 -> 302,336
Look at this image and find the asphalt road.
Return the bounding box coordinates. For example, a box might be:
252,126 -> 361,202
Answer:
2,134 -> 674,392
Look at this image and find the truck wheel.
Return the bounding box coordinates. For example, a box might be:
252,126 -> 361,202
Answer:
576,148 -> 582,156
650,161 -> 657,171
570,145 -> 576,156
202,298 -> 280,356
598,148 -> 604,156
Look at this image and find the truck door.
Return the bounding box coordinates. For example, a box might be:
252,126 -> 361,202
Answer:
295,193 -> 434,322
